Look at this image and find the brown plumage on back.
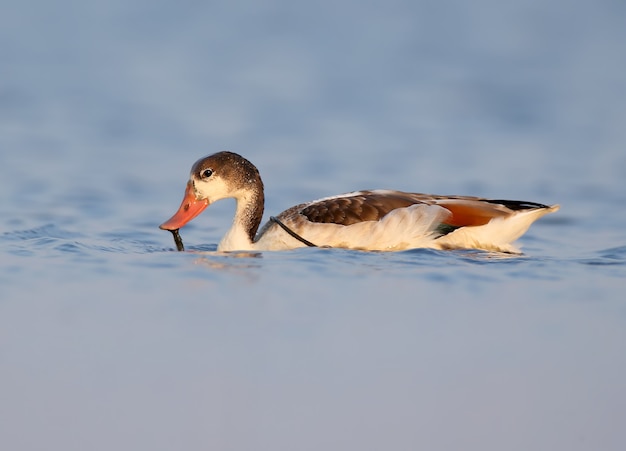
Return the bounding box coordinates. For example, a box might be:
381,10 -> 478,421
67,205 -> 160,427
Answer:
298,190 -> 547,228
300,191 -> 420,225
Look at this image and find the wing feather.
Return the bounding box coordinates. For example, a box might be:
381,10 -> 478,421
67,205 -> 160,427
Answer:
297,190 -> 554,228
300,191 -> 427,225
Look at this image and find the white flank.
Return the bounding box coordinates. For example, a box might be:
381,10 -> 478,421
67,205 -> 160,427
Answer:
254,204 -> 452,251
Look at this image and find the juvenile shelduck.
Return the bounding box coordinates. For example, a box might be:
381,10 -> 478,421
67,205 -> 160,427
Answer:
160,151 -> 559,253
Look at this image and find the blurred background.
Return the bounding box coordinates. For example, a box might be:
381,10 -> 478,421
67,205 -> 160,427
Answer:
1,1 -> 625,450
2,0 -> 625,203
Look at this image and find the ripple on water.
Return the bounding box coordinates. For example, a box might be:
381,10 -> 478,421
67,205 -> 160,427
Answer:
1,224 -> 170,259
598,245 -> 626,261
3,223 -> 625,282
575,246 -> 626,268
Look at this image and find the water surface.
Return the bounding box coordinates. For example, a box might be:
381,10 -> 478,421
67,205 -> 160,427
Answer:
1,1 -> 625,450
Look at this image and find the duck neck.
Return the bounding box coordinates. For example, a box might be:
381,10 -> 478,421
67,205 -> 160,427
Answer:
218,184 -> 265,251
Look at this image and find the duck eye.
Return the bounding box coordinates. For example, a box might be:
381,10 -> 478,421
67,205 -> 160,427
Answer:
201,168 -> 213,178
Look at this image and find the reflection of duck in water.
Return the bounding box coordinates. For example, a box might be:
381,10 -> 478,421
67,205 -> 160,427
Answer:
160,151 -> 559,253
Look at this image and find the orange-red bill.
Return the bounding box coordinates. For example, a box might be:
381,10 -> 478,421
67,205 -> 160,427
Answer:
159,182 -> 209,230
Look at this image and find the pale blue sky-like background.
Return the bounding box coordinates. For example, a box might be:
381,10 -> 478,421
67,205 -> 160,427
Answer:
1,1 -> 625,450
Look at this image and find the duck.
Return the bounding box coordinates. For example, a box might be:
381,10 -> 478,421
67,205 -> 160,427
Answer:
159,151 -> 559,253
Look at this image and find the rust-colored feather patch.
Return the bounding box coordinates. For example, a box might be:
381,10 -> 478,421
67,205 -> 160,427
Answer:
435,201 -> 509,227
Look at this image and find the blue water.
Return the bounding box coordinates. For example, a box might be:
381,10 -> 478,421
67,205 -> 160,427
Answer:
2,1 -> 626,450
